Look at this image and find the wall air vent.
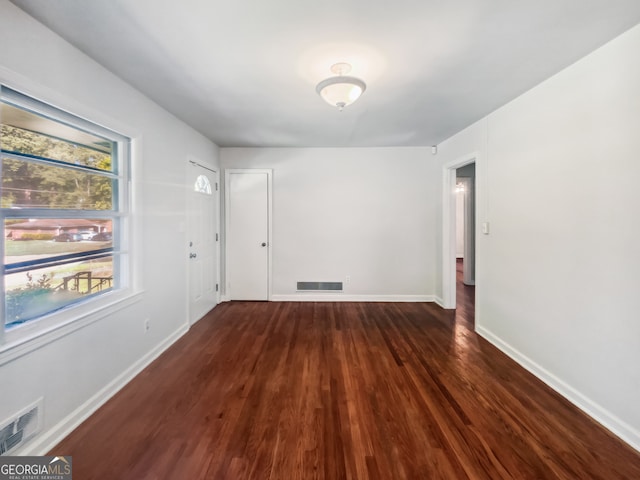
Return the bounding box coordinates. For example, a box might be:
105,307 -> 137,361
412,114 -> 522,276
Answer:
297,281 -> 343,292
0,398 -> 43,456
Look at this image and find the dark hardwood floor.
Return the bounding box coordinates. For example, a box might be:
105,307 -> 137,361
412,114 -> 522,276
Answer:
51,263 -> 640,479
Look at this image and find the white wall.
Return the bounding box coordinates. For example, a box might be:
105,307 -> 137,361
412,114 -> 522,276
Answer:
221,147 -> 438,301
437,23 -> 640,449
0,0 -> 219,454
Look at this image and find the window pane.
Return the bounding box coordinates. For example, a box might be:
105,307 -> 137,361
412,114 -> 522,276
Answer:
5,218 -> 113,266
1,102 -> 113,171
1,157 -> 114,210
5,256 -> 114,327
194,174 -> 212,194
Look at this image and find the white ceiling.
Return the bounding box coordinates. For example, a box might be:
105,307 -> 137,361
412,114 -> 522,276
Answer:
10,0 -> 640,148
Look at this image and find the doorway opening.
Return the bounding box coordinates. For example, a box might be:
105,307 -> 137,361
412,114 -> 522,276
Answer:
442,155 -> 477,312
455,165 -> 476,326
456,164 -> 475,288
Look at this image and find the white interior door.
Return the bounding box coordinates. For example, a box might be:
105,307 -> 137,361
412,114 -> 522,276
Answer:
462,176 -> 476,285
188,162 -> 219,323
226,169 -> 271,300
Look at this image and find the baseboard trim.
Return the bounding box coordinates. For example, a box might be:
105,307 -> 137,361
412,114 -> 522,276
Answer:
271,294 -> 434,302
19,323 -> 190,456
476,325 -> 640,453
434,296 -> 446,309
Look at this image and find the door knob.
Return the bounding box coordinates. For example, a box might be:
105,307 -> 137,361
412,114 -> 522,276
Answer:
261,242 -> 267,247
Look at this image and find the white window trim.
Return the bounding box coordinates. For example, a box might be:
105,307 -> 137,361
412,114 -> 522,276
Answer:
0,290 -> 143,366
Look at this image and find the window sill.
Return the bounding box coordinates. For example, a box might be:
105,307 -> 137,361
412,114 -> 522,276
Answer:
0,290 -> 144,367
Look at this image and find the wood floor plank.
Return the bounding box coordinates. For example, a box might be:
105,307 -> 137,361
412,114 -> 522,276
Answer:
51,269 -> 640,479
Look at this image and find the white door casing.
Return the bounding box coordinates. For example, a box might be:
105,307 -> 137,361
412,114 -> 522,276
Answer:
225,169 -> 272,301
187,160 -> 219,323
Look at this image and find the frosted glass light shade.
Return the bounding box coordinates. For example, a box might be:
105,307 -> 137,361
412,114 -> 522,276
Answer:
316,75 -> 366,110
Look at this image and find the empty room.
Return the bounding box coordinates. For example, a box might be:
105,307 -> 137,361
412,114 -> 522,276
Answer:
1,1 -> 640,478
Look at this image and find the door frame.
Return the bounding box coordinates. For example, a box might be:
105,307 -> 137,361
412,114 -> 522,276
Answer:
224,168 -> 273,301
186,157 -> 220,324
442,153 -> 477,309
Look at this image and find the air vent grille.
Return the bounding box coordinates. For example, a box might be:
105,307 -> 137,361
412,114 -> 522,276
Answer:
297,281 -> 343,292
0,399 -> 42,456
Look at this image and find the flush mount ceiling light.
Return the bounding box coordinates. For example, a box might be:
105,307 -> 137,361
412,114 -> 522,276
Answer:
316,62 -> 366,111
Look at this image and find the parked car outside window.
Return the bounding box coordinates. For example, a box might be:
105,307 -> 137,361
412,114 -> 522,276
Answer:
52,233 -> 82,242
90,232 -> 112,241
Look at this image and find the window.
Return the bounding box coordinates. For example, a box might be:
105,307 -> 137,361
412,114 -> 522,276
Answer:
194,174 -> 212,195
1,87 -> 130,336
